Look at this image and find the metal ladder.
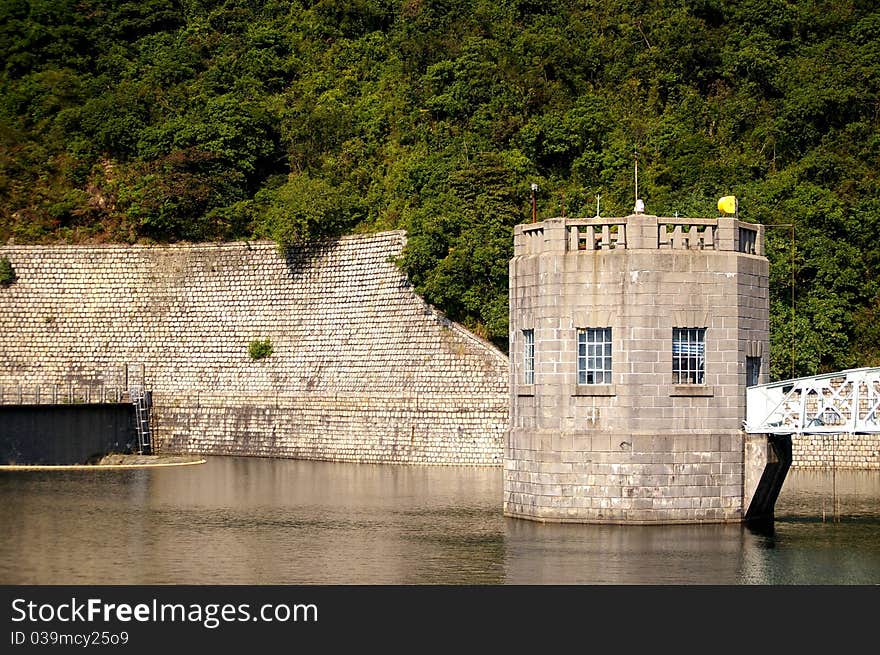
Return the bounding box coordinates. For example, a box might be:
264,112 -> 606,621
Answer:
129,385 -> 152,454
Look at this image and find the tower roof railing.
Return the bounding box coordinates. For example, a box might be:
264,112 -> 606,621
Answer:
514,215 -> 763,256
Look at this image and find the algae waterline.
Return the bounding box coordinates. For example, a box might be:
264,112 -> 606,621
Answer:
0,454 -> 205,471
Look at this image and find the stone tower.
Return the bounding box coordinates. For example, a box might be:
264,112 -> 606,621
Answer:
505,213 -> 788,524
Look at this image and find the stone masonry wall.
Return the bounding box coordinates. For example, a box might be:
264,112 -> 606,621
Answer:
4,231 -> 875,471
792,434 -> 880,469
506,216 -> 770,523
0,232 -> 509,465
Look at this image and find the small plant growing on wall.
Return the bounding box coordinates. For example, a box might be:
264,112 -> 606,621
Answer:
248,338 -> 273,360
0,256 -> 16,286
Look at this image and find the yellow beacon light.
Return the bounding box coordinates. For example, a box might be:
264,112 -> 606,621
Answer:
717,195 -> 737,215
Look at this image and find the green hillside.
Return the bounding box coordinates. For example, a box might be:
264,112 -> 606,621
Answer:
2,0 -> 879,377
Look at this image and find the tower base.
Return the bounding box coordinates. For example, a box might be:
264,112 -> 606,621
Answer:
504,430 -> 790,524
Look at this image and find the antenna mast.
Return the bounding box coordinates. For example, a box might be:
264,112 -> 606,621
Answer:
530,183 -> 538,223
634,152 -> 638,208
633,151 -> 645,213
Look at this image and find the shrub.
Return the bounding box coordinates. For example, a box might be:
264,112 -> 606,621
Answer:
248,337 -> 273,360
0,256 -> 16,286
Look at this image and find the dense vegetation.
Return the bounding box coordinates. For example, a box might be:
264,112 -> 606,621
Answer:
2,0 -> 879,378
0,255 -> 15,285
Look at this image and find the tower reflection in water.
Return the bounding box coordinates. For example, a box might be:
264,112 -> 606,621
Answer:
0,458 -> 878,584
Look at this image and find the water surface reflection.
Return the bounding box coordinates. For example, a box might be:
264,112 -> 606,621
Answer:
1,457 -> 877,584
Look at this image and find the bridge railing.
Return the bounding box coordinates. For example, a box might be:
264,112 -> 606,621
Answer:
745,367 -> 880,434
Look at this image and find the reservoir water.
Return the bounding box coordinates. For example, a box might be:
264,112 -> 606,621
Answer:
1,457 -> 878,584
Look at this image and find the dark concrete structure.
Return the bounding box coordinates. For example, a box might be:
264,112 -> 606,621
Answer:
0,403 -> 137,465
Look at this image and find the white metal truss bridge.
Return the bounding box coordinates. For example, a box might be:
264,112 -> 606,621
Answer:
745,367 -> 880,435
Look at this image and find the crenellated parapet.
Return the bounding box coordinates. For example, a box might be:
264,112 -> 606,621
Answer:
514,215 -> 763,255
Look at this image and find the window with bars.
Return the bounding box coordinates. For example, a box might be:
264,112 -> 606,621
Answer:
672,328 -> 706,384
577,327 -> 612,384
523,329 -> 535,385
746,356 -> 761,387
